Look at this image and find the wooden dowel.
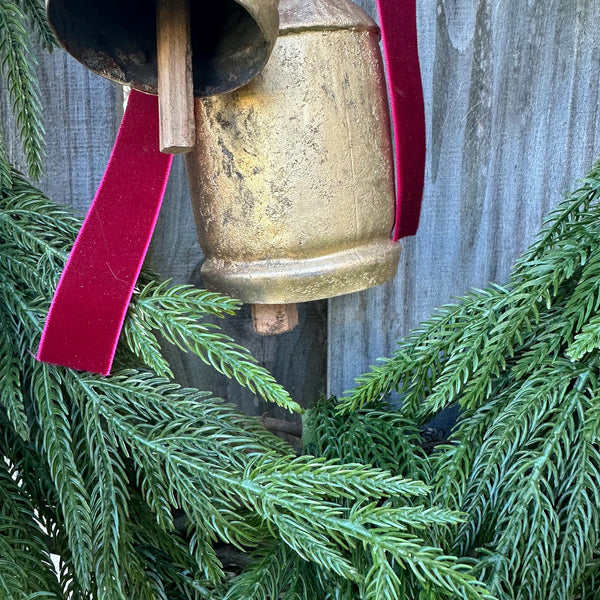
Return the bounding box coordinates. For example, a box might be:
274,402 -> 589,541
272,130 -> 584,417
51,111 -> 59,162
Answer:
251,304 -> 299,336
156,0 -> 195,154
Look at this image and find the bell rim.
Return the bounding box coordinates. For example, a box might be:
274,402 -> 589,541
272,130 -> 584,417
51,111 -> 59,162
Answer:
199,239 -> 401,304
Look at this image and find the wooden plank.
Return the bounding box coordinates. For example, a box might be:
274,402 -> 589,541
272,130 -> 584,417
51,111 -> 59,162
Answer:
329,0 -> 600,397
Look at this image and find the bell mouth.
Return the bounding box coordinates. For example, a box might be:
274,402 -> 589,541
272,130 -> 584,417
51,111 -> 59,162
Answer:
47,0 -> 277,96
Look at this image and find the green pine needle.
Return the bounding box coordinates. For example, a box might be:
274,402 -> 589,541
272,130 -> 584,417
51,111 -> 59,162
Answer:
125,283 -> 300,413
15,0 -> 57,51
0,2 -> 44,179
337,159 -> 600,600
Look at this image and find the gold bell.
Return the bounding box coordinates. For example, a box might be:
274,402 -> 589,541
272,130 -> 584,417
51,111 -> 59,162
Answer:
45,0 -> 279,97
185,0 -> 400,331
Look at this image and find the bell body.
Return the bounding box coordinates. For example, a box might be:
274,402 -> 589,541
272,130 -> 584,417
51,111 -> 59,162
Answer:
186,0 -> 400,304
46,0 -> 279,96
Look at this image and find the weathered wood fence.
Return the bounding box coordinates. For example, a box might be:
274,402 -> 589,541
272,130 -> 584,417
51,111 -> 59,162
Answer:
4,0 -> 600,424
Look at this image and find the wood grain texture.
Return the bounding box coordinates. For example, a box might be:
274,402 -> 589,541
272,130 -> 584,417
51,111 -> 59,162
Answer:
156,0 -> 195,153
329,0 -> 600,397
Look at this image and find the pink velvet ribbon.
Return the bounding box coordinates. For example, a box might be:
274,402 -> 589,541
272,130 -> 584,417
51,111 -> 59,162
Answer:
37,90 -> 173,375
37,0 -> 424,376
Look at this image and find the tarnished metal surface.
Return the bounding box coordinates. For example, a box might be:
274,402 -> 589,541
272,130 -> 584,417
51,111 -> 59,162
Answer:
46,0 -> 279,97
185,0 -> 400,304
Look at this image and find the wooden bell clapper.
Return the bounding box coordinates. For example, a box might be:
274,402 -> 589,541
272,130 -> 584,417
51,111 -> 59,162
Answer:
38,0 -> 425,375
156,0 -> 195,154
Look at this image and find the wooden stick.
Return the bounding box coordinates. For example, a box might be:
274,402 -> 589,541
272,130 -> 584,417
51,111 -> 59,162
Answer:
156,0 -> 195,154
251,304 -> 299,336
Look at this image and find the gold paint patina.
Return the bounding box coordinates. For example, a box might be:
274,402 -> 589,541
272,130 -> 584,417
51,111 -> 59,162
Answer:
186,0 -> 400,304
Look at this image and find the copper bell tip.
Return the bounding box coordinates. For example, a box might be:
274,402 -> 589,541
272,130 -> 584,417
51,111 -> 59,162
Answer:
45,0 -> 280,98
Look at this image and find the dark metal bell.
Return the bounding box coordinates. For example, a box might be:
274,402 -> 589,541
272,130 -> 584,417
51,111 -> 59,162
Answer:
45,0 -> 279,97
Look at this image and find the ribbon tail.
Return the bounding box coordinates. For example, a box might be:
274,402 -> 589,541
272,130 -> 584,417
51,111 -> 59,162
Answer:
37,90 -> 173,376
377,0 -> 426,240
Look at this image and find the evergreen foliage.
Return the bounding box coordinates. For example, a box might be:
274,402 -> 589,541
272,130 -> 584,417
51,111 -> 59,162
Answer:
0,170 -> 491,598
3,4 -> 600,599
335,161 -> 600,599
0,0 -> 49,181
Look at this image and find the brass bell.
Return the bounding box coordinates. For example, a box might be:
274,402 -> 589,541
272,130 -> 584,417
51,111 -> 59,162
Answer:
46,0 -> 280,97
185,0 -> 400,332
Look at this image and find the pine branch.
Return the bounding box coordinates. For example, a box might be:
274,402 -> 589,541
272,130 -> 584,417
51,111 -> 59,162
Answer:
0,459 -> 63,600
0,120 -> 13,191
303,397 -> 430,482
575,555 -> 600,600
0,171 -> 299,414
450,360 -> 584,554
31,364 -> 94,592
339,285 -> 508,417
67,365 -> 487,598
0,2 -> 44,178
125,288 -> 300,413
0,410 -> 61,543
15,0 -> 57,51
477,388 -> 585,598
118,491 -> 199,600
224,543 -> 324,600
340,162 -> 600,418
548,434 -> 600,600
78,403 -> 131,600
515,168 -> 600,267
0,321 -> 29,440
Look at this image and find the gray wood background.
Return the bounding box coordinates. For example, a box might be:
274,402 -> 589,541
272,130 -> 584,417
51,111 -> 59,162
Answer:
4,0 -> 600,424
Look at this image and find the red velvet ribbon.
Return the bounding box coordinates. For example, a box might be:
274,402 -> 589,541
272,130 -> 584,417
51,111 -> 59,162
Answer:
38,0 -> 424,376
378,0 -> 426,240
37,90 -> 173,375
